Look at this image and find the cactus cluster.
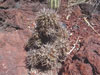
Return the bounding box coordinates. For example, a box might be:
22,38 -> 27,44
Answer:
25,9 -> 69,71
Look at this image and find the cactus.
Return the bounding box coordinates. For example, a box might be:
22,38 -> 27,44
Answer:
48,0 -> 61,10
25,9 -> 69,72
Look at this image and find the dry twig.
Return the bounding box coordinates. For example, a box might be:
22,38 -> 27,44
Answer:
83,17 -> 100,37
67,36 -> 80,55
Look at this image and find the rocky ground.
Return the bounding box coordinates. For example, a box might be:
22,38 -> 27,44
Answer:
0,0 -> 100,75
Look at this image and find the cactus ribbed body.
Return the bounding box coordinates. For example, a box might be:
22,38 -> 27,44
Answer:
48,0 -> 61,10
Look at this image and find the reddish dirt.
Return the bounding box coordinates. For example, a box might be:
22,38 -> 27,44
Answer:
0,0 -> 100,75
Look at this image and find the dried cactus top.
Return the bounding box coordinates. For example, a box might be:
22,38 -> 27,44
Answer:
36,9 -> 60,29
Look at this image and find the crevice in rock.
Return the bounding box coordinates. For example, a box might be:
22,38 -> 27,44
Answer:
84,57 -> 96,75
15,0 -> 20,2
0,22 -> 23,32
84,57 -> 89,64
0,7 -> 8,9
94,50 -> 100,56
72,55 -> 81,61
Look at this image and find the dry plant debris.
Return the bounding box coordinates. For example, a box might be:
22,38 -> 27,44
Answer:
67,0 -> 89,7
67,36 -> 80,55
25,9 -> 70,72
83,17 -> 100,37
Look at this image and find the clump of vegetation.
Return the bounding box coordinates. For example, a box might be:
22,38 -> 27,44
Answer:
25,9 -> 69,71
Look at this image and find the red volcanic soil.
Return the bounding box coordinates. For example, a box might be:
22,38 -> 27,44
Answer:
0,0 -> 100,75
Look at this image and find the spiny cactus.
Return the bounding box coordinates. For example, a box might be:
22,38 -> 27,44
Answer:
25,9 -> 69,71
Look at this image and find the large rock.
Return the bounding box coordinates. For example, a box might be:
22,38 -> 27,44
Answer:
0,9 -> 34,75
